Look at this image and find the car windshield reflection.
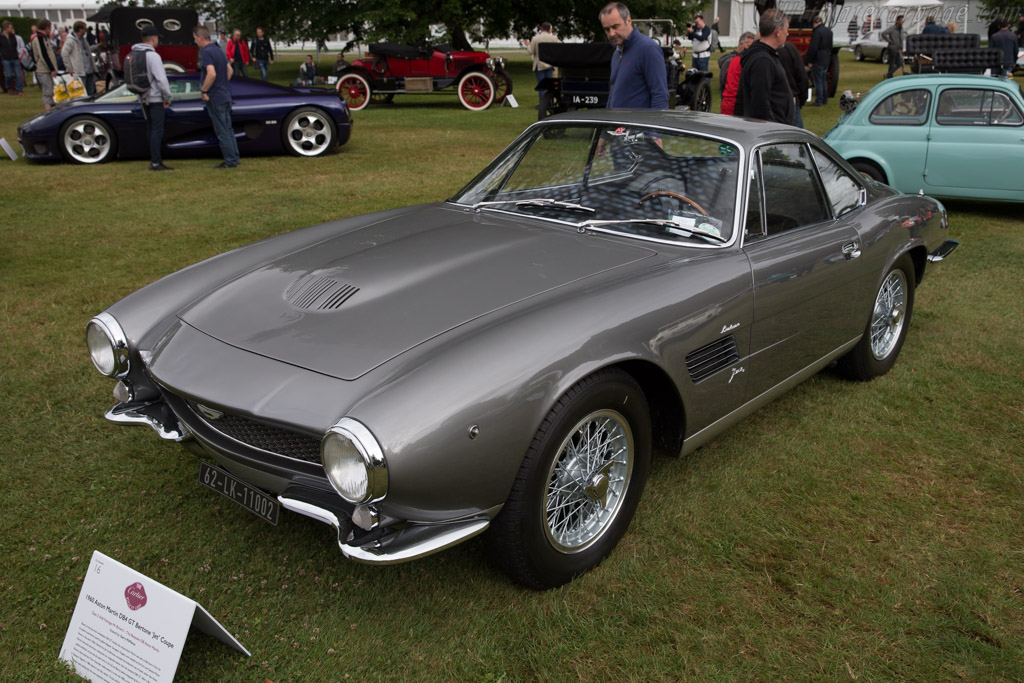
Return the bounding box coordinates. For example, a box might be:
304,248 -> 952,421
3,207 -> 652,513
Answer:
98,78 -> 203,103
451,123 -> 741,245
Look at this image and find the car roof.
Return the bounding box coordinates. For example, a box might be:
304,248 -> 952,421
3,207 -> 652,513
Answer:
535,109 -> 821,148
867,73 -> 1022,94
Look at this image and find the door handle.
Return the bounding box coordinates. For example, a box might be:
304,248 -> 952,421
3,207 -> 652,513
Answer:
842,242 -> 861,260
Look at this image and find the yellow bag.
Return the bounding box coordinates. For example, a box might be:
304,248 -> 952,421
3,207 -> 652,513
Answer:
53,74 -> 86,103
67,75 -> 86,100
53,74 -> 70,103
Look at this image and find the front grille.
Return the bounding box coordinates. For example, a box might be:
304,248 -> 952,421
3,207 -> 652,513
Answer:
190,405 -> 322,464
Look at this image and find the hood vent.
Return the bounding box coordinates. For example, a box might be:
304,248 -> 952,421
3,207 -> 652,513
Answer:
287,276 -> 360,311
685,335 -> 739,383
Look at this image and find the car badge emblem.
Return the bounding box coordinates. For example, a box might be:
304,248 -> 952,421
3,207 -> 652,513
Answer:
196,404 -> 224,420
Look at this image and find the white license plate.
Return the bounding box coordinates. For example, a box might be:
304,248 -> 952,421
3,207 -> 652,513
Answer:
198,462 -> 279,525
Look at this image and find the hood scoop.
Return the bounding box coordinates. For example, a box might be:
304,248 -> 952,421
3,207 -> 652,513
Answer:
287,275 -> 360,311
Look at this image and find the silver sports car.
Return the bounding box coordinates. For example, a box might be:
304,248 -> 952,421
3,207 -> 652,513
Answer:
86,111 -> 957,589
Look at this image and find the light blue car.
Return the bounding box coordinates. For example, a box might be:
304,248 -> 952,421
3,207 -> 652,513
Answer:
824,74 -> 1024,202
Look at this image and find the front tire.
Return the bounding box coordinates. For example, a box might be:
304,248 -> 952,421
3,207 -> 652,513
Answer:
282,107 -> 336,157
457,71 -> 495,110
851,159 -> 887,184
492,68 -> 513,103
837,255 -> 915,381
691,78 -> 712,112
337,72 -> 372,111
59,115 -> 117,164
854,47 -> 864,61
485,369 -> 652,589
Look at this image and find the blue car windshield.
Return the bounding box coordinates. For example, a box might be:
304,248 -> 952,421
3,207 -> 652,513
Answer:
451,123 -> 741,244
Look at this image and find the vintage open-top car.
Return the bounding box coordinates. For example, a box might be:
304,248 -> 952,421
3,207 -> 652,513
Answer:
336,42 -> 512,111
535,42 -> 711,119
87,111 -> 957,588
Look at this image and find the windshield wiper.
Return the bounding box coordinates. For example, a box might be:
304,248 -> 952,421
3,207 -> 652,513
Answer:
471,198 -> 596,213
577,218 -> 728,244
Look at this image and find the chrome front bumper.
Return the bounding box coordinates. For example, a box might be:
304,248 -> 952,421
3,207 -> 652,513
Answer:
278,495 -> 490,565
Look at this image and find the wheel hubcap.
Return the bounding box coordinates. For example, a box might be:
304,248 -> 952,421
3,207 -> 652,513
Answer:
64,121 -> 110,163
287,113 -> 330,156
870,269 -> 906,360
543,410 -> 633,553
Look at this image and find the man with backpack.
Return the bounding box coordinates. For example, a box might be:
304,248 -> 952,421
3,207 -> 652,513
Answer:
128,25 -> 173,170
31,20 -> 58,109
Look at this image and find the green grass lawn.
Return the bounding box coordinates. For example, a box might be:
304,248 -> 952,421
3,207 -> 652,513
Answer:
1,52 -> 1022,681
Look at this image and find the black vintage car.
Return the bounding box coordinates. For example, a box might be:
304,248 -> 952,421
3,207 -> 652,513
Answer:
535,42 -> 711,120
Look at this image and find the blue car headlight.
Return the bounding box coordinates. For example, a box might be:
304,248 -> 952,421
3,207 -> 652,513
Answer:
321,418 -> 388,504
86,312 -> 130,378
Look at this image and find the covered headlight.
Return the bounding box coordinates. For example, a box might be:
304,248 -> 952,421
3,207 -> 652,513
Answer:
321,418 -> 388,504
86,312 -> 129,378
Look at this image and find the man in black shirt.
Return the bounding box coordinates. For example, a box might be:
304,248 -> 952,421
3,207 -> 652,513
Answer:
734,9 -> 793,124
250,27 -> 274,81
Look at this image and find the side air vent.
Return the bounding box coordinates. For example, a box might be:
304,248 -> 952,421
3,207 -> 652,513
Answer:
287,276 -> 360,311
685,336 -> 739,383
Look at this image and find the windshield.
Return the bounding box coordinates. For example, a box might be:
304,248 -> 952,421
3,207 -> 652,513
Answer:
98,78 -> 203,103
451,123 -> 742,244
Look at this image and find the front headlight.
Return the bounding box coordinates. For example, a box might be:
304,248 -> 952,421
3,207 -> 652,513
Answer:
86,312 -> 129,378
321,418 -> 388,504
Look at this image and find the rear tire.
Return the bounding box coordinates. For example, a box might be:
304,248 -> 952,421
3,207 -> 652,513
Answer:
828,52 -> 841,97
691,79 -> 712,112
492,68 -> 513,103
837,255 -> 915,381
854,47 -> 864,61
485,369 -> 651,589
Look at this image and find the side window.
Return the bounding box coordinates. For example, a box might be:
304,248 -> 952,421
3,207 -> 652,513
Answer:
936,89 -> 1024,126
868,89 -> 931,126
744,153 -> 764,242
759,144 -> 831,236
811,147 -> 862,218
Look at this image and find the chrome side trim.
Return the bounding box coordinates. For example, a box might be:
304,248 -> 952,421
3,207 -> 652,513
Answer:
927,239 -> 959,262
278,496 -> 489,565
680,336 -> 861,457
105,402 -> 189,441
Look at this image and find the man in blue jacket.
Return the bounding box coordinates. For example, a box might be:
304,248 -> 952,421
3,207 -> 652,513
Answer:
804,14 -> 832,106
600,2 -> 668,110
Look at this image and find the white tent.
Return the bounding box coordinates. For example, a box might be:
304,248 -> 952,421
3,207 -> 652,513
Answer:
882,0 -> 944,34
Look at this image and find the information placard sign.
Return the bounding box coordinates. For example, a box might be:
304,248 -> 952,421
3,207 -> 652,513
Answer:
60,551 -> 249,682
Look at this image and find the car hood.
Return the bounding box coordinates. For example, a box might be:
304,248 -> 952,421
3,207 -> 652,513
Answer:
179,205 -> 657,380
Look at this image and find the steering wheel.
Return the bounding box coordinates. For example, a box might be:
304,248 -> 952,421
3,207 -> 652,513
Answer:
637,190 -> 709,216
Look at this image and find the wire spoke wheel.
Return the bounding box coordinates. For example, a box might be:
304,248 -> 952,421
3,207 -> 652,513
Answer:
870,268 -> 907,360
543,410 -> 633,553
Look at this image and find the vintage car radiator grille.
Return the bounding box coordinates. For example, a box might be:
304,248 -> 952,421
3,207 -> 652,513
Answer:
685,336 -> 740,383
193,407 -> 322,464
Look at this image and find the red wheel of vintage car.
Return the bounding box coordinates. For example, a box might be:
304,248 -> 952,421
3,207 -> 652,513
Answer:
492,68 -> 513,104
457,71 -> 495,110
337,73 -> 372,111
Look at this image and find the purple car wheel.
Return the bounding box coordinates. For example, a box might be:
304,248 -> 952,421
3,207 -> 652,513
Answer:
59,116 -> 117,164
457,71 -> 495,111
282,107 -> 336,157
338,73 -> 371,111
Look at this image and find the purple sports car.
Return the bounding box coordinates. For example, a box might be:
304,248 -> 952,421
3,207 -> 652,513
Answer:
18,75 -> 352,164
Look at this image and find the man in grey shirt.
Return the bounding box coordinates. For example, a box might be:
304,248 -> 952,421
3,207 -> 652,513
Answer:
132,25 -> 173,170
